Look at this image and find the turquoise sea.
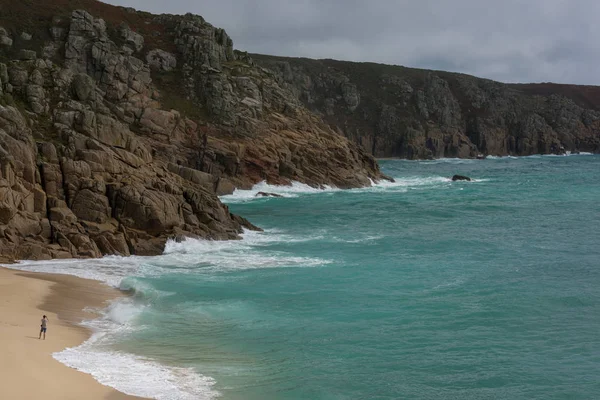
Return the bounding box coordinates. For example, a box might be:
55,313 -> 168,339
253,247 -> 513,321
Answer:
11,155 -> 600,399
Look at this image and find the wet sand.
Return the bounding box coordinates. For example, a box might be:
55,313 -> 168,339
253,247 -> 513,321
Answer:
0,267 -> 146,400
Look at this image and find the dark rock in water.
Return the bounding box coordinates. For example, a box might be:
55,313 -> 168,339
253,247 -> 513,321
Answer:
452,175 -> 472,181
476,154 -> 485,160
256,192 -> 284,198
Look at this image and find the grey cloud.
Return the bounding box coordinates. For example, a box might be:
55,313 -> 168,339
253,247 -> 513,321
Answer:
104,0 -> 600,84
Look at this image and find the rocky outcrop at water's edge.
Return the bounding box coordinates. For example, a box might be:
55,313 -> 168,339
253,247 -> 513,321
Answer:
0,1 -> 385,262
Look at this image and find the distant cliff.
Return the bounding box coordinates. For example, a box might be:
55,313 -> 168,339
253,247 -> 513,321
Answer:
0,0 -> 385,261
252,55 -> 600,158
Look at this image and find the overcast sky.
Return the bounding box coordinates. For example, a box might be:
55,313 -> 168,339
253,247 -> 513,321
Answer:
105,0 -> 600,85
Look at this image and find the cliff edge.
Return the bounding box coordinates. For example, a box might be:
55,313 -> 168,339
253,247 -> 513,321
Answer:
0,1 -> 385,261
252,55 -> 600,158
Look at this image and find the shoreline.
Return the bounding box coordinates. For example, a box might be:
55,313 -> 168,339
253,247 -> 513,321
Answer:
0,267 -> 146,400
375,152 -> 596,161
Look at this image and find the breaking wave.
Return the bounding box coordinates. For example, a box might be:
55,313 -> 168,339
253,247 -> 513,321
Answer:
5,229 -> 331,400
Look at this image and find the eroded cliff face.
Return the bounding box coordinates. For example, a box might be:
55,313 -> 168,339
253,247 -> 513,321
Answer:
0,3 -> 384,262
252,55 -> 600,159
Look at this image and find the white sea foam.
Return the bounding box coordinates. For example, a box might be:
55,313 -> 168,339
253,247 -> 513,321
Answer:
413,158 -> 479,165
4,229 -> 330,400
220,180 -> 340,203
55,346 -> 219,400
431,278 -> 466,291
54,299 -> 219,400
484,155 -> 519,160
361,176 -> 451,191
380,153 -> 595,165
5,256 -> 141,287
331,234 -> 384,244
221,172 -> 496,204
8,230 -> 330,285
221,176 -> 462,203
485,152 -> 594,160
160,230 -> 331,272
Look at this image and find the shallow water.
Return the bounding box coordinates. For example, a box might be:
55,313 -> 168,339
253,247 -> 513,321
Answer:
11,154 -> 600,399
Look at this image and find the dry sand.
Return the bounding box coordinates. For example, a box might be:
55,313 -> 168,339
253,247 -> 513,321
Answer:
0,267 -> 146,400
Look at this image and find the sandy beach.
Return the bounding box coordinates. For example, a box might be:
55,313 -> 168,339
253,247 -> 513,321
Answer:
0,267 -> 145,400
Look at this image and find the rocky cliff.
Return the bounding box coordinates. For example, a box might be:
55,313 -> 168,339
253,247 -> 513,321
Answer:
252,55 -> 600,159
0,1 -> 385,262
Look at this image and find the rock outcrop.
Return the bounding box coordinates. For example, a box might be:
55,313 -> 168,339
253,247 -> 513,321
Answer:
0,1 -> 385,262
252,55 -> 600,159
255,192 -> 283,198
451,175 -> 471,182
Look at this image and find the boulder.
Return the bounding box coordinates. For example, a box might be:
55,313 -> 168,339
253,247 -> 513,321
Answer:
71,189 -> 111,223
49,207 -> 78,225
119,23 -> 144,52
93,232 -> 130,256
8,67 -> 28,86
255,191 -> 283,198
451,175 -> 471,182
114,185 -> 183,235
71,73 -> 96,101
0,27 -> 12,47
215,178 -> 235,196
146,49 -> 177,72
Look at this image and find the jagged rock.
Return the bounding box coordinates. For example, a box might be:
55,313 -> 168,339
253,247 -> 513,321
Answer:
139,108 -> 178,136
119,23 -> 144,52
168,163 -> 214,190
0,27 -> 12,47
255,191 -> 283,198
71,189 -> 110,223
10,211 -> 42,237
215,178 -> 235,196
8,67 -> 28,86
0,186 -> 18,224
49,207 -> 78,224
146,49 -> 177,72
114,184 -> 183,235
0,3 -> 384,262
93,232 -> 130,256
71,73 -> 96,101
451,175 -> 471,182
254,56 -> 600,158
26,84 -> 47,114
341,82 -> 360,111
0,63 -> 8,85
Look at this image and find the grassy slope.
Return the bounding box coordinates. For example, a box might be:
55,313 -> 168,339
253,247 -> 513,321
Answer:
0,0 -> 171,49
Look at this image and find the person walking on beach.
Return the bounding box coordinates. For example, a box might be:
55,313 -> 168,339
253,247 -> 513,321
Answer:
39,315 -> 49,340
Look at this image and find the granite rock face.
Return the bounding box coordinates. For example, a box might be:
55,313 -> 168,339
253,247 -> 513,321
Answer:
253,55 -> 600,158
0,3 -> 384,262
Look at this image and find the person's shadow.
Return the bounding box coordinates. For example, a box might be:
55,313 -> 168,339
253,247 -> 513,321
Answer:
25,336 -> 40,339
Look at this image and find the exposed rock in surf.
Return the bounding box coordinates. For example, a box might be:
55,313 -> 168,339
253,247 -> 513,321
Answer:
451,175 -> 472,181
255,192 -> 284,198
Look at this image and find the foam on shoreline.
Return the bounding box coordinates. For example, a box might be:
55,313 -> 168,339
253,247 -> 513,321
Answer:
5,229 -> 332,400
